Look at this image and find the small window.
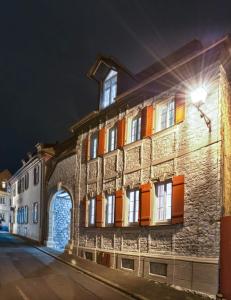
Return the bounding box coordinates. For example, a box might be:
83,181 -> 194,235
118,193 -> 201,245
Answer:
105,194 -> 115,225
24,206 -> 28,224
108,126 -> 117,152
13,184 -> 16,197
156,99 -> 175,131
25,172 -> 29,190
101,70 -> 117,109
1,181 -> 6,189
17,180 -> 21,194
0,197 -> 5,205
155,182 -> 172,222
34,166 -> 39,185
88,198 -> 96,226
21,177 -> 25,193
90,133 -> 98,160
33,202 -> 38,223
150,262 -> 167,276
121,258 -> 134,270
131,115 -> 141,143
85,252 -> 93,261
127,189 -> 139,224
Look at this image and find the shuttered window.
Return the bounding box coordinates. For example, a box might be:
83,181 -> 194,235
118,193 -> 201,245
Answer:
131,116 -> 141,142
141,105 -> 154,138
105,194 -> 115,225
96,194 -> 103,227
128,189 -> 139,224
98,128 -> 105,156
172,175 -> 184,224
108,126 -> 117,152
156,99 -> 175,132
175,93 -> 186,124
117,119 -> 125,149
115,190 -> 123,227
88,198 -> 96,225
90,133 -> 98,159
155,182 -> 172,222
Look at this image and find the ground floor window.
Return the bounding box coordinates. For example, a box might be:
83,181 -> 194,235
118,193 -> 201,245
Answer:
128,189 -> 139,224
155,182 -> 172,222
105,194 -> 115,225
88,198 -> 96,225
33,202 -> 38,223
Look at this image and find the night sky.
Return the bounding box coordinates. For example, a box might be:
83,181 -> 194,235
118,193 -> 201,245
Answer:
1,0 -> 231,173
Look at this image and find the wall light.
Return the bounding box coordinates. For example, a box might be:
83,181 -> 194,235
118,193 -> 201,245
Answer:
190,86 -> 211,132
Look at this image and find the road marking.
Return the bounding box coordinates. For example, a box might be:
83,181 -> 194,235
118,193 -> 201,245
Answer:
16,286 -> 30,300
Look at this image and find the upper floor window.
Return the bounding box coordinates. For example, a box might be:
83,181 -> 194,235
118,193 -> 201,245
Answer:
108,126 -> 117,152
34,165 -> 39,185
105,194 -> 115,225
90,133 -> 98,160
155,181 -> 172,222
25,172 -> 29,190
88,198 -> 96,226
127,189 -> 139,224
1,181 -> 6,189
0,197 -> 5,205
156,99 -> 175,132
101,70 -> 117,109
131,115 -> 141,143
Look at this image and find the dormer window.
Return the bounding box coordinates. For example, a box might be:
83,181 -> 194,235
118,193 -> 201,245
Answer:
101,70 -> 117,109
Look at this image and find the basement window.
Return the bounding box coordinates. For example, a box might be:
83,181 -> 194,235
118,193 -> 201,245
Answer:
150,262 -> 167,276
121,258 -> 134,270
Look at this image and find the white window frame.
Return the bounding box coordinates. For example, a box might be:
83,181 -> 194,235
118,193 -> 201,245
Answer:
90,133 -> 98,160
130,115 -> 141,143
155,181 -> 172,223
105,194 -> 115,225
101,70 -> 117,109
107,126 -> 117,152
33,202 -> 39,223
156,98 -> 175,132
127,189 -> 140,224
88,198 -> 96,226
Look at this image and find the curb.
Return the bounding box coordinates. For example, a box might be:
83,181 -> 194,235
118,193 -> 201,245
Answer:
34,246 -> 149,300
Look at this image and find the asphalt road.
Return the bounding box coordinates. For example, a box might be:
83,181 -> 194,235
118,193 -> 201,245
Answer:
0,233 -> 133,300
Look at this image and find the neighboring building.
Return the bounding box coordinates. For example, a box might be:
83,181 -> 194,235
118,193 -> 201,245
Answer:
9,144 -> 55,242
45,35 -> 231,298
0,169 -> 11,231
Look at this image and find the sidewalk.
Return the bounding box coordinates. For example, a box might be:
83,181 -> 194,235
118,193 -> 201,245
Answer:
34,245 -> 212,300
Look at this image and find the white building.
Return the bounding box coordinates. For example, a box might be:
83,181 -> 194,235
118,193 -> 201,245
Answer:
0,169 -> 11,231
9,144 -> 54,242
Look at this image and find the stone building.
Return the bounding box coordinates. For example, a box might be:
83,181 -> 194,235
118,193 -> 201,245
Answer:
0,169 -> 11,231
45,35 -> 231,298
9,144 -> 54,242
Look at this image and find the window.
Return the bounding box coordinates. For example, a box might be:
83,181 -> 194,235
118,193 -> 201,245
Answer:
25,172 -> 29,190
105,194 -> 115,225
90,133 -> 98,160
108,126 -> 117,152
150,262 -> 167,276
128,189 -> 139,224
21,177 -> 25,193
155,182 -> 172,222
121,258 -> 134,270
88,198 -> 96,226
1,181 -> 6,189
13,184 -> 16,197
33,202 -> 38,223
0,213 -> 5,221
24,206 -> 28,224
34,166 -> 39,185
17,180 -> 21,194
156,99 -> 175,131
131,115 -> 141,143
0,197 -> 5,204
101,70 -> 117,109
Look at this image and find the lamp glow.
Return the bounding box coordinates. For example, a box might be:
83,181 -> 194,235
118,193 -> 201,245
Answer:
190,87 -> 207,105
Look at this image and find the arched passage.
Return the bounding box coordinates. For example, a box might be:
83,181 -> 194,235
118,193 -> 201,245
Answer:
47,189 -> 72,251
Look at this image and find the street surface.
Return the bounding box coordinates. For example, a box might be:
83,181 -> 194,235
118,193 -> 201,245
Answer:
0,233 -> 133,300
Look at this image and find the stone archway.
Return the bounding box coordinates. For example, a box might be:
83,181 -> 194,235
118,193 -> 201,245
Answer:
47,189 -> 73,251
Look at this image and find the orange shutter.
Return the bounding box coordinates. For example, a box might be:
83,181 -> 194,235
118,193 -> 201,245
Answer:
83,196 -> 87,227
96,194 -> 103,227
141,106 -> 153,138
117,118 -> 125,149
140,183 -> 152,226
98,128 -> 105,156
175,92 -> 186,124
115,189 -> 124,227
172,175 -> 184,224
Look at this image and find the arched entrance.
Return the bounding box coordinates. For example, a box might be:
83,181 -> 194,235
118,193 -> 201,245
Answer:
47,189 -> 72,251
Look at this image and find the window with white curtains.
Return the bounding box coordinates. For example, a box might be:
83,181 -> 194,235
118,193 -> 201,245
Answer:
105,194 -> 115,225
128,189 -> 139,224
88,198 -> 96,225
155,182 -> 172,222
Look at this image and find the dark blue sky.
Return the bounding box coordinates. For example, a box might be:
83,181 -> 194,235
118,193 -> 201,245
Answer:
1,0 -> 231,172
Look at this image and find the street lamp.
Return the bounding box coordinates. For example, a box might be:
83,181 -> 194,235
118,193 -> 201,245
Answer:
190,86 -> 211,131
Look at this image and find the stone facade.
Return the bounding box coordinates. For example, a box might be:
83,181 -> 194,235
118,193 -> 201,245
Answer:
45,38 -> 231,297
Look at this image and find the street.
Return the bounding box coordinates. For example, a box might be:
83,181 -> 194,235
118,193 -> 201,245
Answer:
0,233 -> 133,300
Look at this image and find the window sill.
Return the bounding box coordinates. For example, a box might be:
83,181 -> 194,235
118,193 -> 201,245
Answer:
123,139 -> 142,150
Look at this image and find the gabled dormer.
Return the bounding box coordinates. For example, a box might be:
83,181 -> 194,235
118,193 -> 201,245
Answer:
87,55 -> 136,110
